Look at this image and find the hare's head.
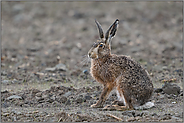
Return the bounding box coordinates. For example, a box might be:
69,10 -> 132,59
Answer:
88,19 -> 119,59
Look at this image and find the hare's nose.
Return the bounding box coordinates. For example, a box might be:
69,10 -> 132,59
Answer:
88,52 -> 91,57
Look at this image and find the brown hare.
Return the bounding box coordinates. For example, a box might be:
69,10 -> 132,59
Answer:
88,19 -> 154,111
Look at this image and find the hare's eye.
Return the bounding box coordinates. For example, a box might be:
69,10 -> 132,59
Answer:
99,44 -> 103,47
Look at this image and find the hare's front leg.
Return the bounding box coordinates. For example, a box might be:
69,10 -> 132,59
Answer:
91,83 -> 114,108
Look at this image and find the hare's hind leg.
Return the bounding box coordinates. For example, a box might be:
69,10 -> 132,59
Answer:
91,83 -> 114,108
103,87 -> 133,111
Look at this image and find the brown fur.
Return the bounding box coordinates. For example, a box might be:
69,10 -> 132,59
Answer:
88,19 -> 153,110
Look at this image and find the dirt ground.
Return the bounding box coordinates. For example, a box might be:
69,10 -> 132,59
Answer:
1,2 -> 183,122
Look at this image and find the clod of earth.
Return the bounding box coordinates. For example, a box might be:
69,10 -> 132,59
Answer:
162,82 -> 181,95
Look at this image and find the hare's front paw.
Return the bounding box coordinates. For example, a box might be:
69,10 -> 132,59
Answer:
90,103 -> 103,108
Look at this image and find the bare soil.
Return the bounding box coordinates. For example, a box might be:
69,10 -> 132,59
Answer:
1,2 -> 183,122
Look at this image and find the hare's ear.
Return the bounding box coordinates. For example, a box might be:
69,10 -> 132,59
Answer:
95,19 -> 104,39
105,19 -> 119,45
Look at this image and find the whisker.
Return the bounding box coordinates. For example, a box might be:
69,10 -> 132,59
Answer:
86,57 -> 91,65
81,57 -> 88,66
82,55 -> 87,58
80,55 -> 89,66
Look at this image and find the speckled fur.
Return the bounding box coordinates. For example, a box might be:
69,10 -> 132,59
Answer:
88,19 -> 153,110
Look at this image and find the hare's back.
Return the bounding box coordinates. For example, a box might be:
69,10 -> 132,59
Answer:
113,55 -> 153,105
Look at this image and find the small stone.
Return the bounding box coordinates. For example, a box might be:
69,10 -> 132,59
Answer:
12,79 -> 21,84
45,67 -> 56,72
35,92 -> 42,97
162,83 -> 181,95
83,70 -> 89,75
65,99 -> 71,105
75,97 -> 84,103
172,101 -> 176,104
1,71 -> 7,76
56,96 -> 67,103
151,113 -> 158,116
162,66 -> 169,70
1,90 -> 9,94
50,95 -> 56,100
37,104 -> 42,107
127,117 -> 136,122
2,102 -> 10,108
46,98 -> 54,103
7,95 -> 22,100
84,95 -> 91,100
63,91 -> 72,97
2,113 -> 10,116
159,94 -> 165,99
42,94 -> 49,99
36,97 -> 44,102
31,89 -> 41,95
2,80 -> 11,84
27,46 -> 42,52
55,63 -> 67,71
174,69 -> 183,76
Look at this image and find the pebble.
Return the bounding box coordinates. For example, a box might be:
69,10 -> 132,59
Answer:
2,80 -> 11,84
55,63 -> 67,71
2,102 -> 10,108
35,92 -> 42,97
37,104 -> 43,108
65,99 -> 71,105
151,113 -> 158,116
31,89 -> 41,95
27,46 -> 42,52
174,69 -> 183,76
1,71 -> 7,76
45,67 -> 56,72
84,95 -> 91,100
12,79 -> 21,84
159,94 -> 165,99
63,91 -> 72,97
46,98 -> 54,103
7,95 -> 22,100
42,94 -> 49,99
126,117 -> 136,122
45,63 -> 67,72
2,113 -> 10,116
1,90 -> 9,94
23,104 -> 29,107
83,70 -> 89,75
57,96 -> 67,103
75,97 -> 84,103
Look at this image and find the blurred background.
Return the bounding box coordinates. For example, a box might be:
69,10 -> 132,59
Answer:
1,2 -> 183,91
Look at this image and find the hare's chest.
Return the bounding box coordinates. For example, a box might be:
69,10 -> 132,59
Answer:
91,62 -> 115,83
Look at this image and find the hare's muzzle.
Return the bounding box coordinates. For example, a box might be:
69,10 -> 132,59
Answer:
88,49 -> 97,59
88,51 -> 94,58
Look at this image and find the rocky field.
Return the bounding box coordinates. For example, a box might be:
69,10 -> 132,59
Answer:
1,2 -> 183,122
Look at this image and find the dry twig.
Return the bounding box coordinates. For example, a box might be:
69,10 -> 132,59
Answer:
106,113 -> 123,121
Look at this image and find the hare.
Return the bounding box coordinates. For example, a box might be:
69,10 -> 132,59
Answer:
88,19 -> 154,111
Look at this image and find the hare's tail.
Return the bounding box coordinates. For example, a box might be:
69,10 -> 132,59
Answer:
134,101 -> 155,110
